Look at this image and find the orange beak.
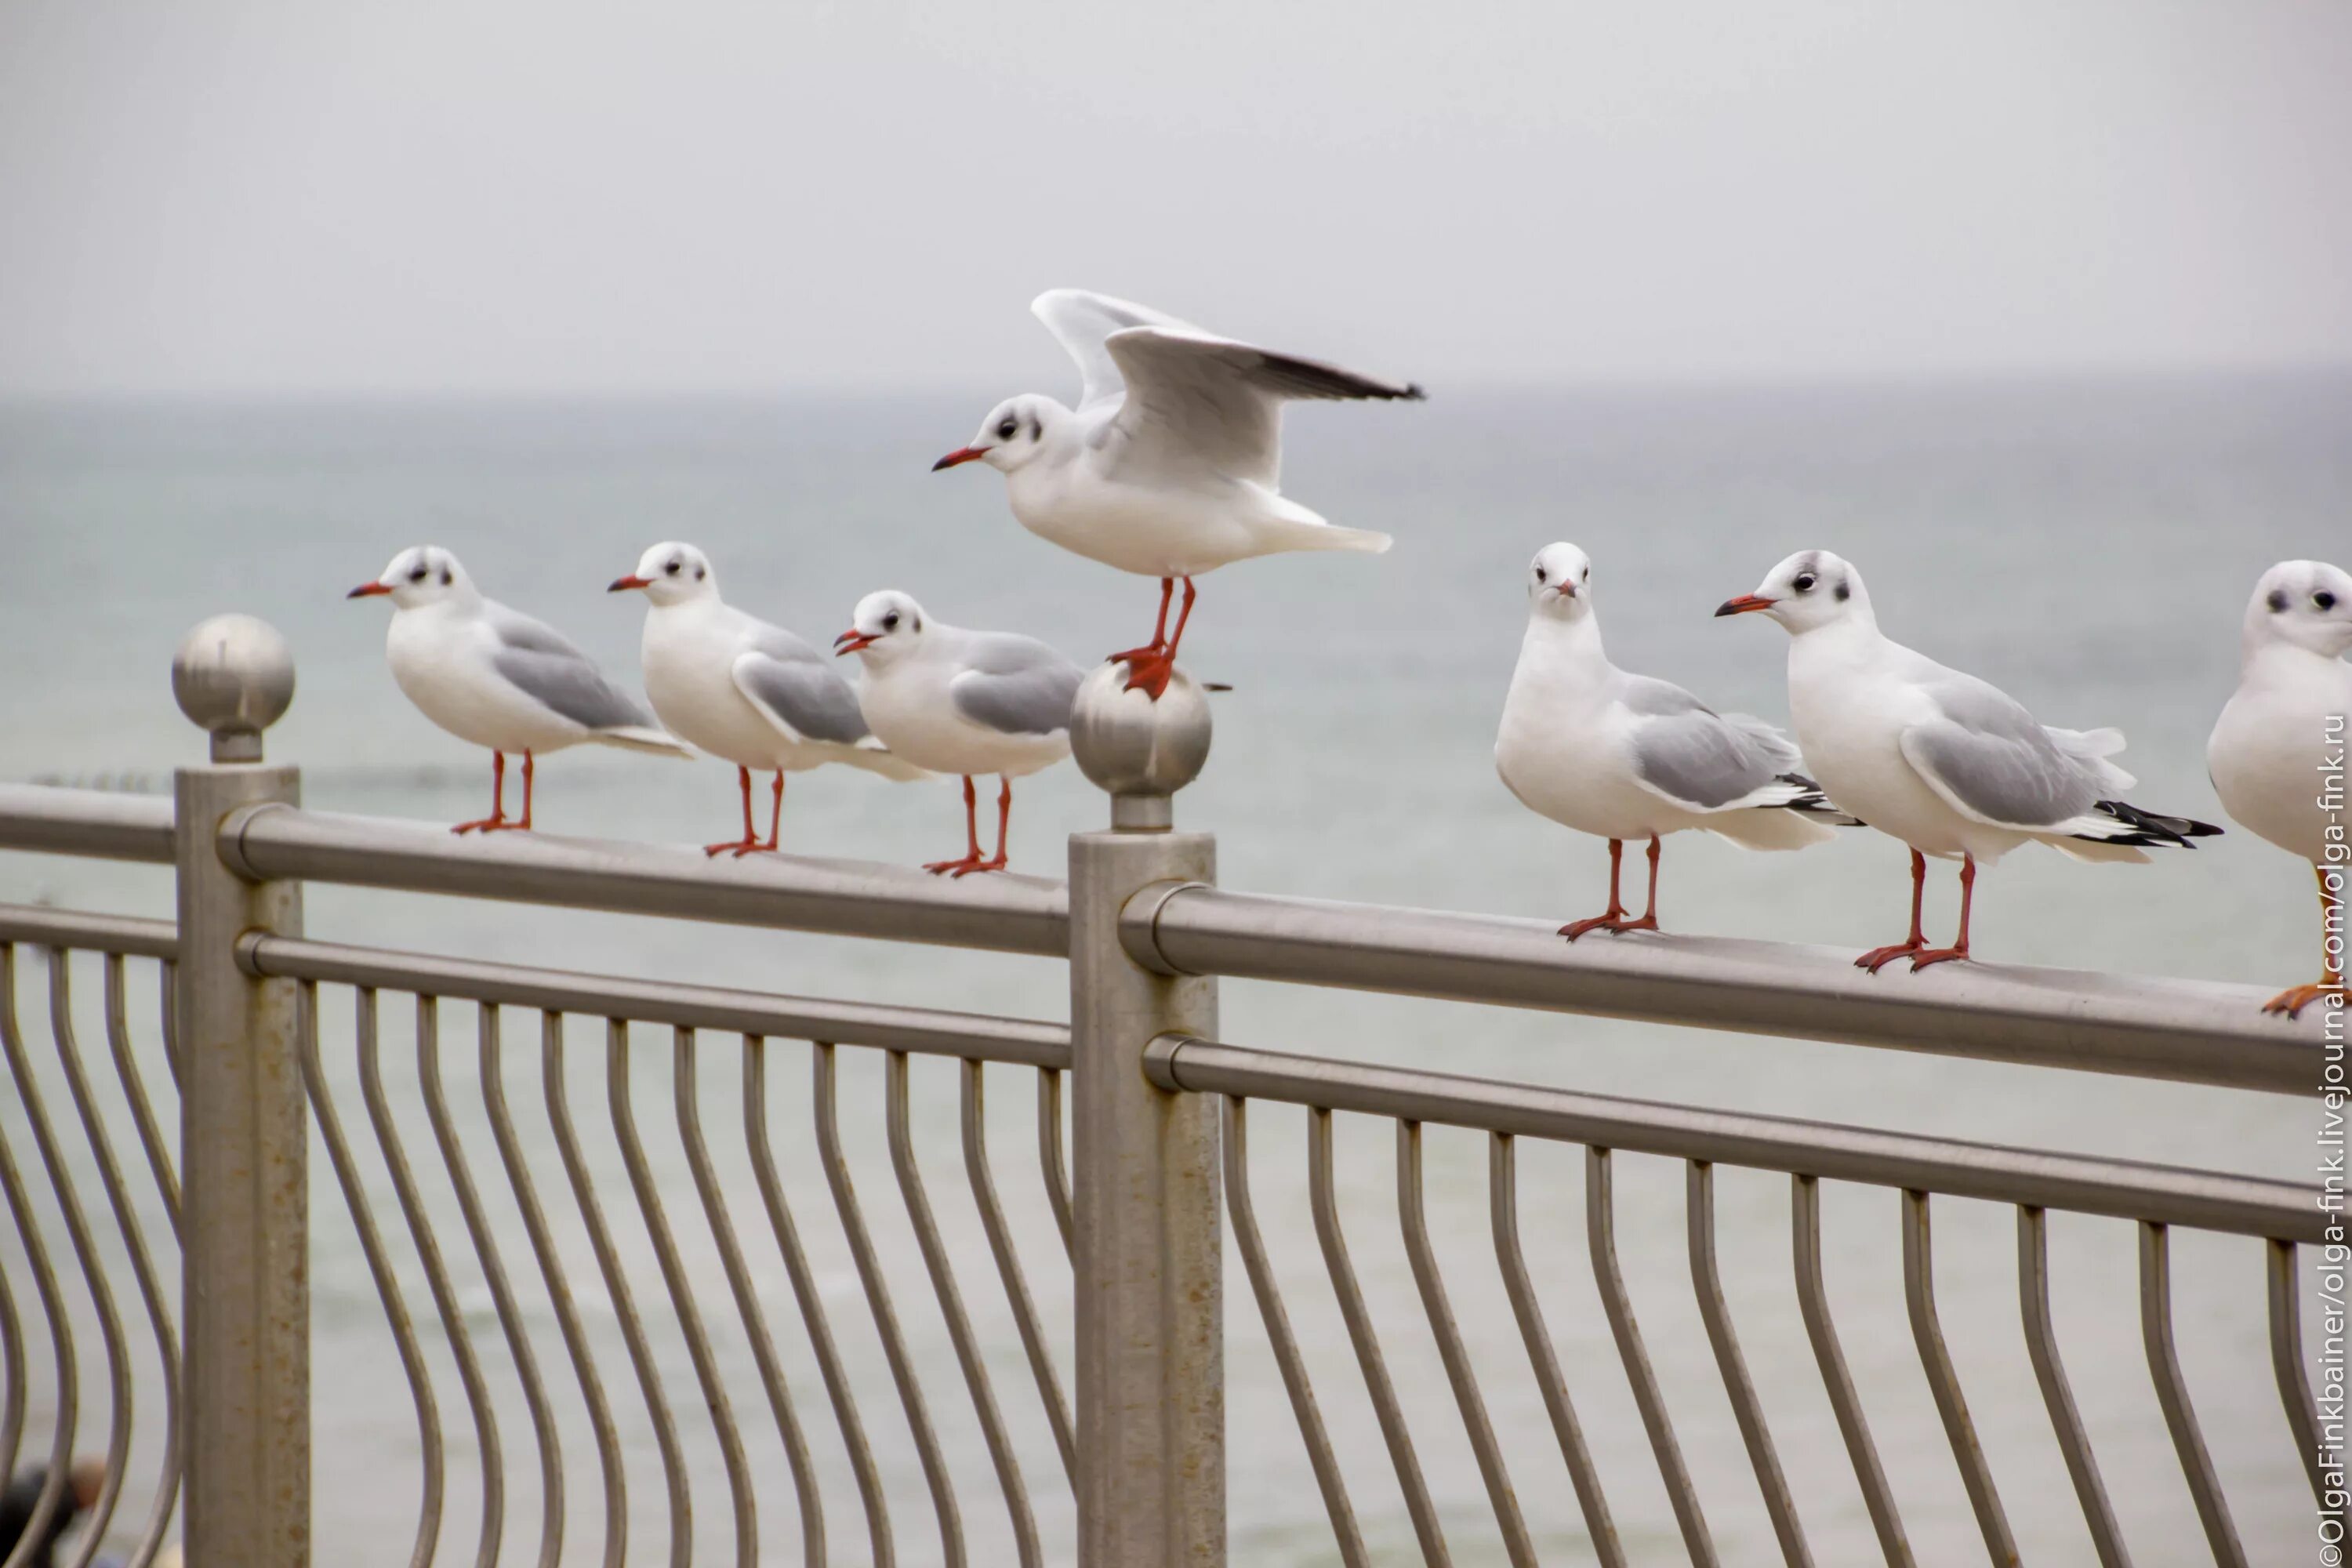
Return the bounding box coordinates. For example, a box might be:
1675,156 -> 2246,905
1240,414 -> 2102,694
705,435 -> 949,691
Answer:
931,445 -> 986,471
608,575 -> 651,592
347,581 -> 391,598
1714,594 -> 1775,617
833,630 -> 877,655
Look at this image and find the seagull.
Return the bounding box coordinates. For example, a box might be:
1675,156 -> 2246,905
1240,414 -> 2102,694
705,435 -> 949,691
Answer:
931,289 -> 1423,700
833,591 -> 1081,877
608,541 -> 927,857
349,545 -> 688,833
2207,559 -> 2352,1018
1497,543 -> 1853,939
1719,550 -> 2220,971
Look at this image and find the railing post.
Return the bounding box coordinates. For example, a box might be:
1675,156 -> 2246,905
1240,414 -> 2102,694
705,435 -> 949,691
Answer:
170,614 -> 308,1567
1066,666 -> 1223,1567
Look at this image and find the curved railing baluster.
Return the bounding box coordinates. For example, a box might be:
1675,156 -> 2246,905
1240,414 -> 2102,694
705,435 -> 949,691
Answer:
609,1024 -> 757,1566
2140,1222 -> 2247,1567
674,1029 -> 822,1565
158,962 -> 181,1094
886,1051 -> 1040,1568
1397,1120 -> 1534,1566
1791,1176 -> 1910,1568
301,985 -> 441,1568
1308,1105 -> 1450,1566
2271,1239 -> 2328,1509
2016,1206 -> 2128,1566
1037,1068 -> 1073,1263
814,1041 -> 966,1568
960,1059 -> 1075,1483
1587,1145 -> 1716,1566
746,1036 -> 895,1567
0,1236 -> 20,1487
1900,1191 -> 2016,1567
103,955 -> 180,1242
1686,1160 -> 1811,1567
0,946 -> 76,1568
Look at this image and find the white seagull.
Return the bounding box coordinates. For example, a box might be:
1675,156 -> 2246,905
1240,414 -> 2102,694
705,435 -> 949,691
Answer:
608,541 -> 927,857
833,591 -> 1082,877
1497,543 -> 1853,939
931,289 -> 1423,699
2207,559 -> 2352,1018
1719,550 -> 2220,971
350,546 -> 688,833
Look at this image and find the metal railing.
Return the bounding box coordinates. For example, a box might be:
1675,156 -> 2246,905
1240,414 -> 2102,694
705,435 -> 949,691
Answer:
0,625 -> 2333,1567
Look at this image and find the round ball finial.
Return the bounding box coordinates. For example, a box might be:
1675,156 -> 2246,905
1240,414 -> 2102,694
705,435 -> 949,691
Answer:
1069,663 -> 1212,829
172,614 -> 296,763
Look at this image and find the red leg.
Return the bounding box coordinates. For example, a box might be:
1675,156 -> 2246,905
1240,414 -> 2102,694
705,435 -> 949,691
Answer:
2267,864 -> 2348,1018
514,751 -> 535,831
1857,848 -> 1929,972
925,776 -> 990,876
452,750 -> 510,833
1909,854 -> 1975,970
763,771 -> 785,852
705,765 -> 763,856
959,776 -> 1014,876
1110,576 -> 1194,701
1561,839 -> 1628,940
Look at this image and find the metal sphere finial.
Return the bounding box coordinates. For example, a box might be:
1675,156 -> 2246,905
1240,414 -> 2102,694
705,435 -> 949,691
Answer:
172,614 -> 296,764
1069,663 -> 1212,830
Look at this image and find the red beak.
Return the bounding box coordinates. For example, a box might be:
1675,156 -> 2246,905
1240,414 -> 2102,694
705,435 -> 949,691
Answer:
1714,594 -> 1776,617
931,446 -> 986,471
833,630 -> 877,655
608,575 -> 651,592
347,581 -> 392,598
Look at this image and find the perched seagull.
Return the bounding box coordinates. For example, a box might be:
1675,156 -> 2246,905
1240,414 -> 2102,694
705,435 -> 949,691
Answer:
1497,543 -> 1853,939
348,545 -> 688,833
608,541 -> 927,857
2207,560 -> 2352,1018
931,289 -> 1423,699
834,592 -> 1081,877
1719,550 -> 2219,971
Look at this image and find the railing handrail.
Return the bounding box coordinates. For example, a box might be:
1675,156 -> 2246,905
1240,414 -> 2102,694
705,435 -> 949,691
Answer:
0,782 -> 175,863
0,904 -> 178,959
1145,1033 -> 2324,1242
1125,881 -> 2318,1095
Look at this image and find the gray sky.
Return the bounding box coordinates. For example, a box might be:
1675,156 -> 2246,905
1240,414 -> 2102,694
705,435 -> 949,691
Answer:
3,0 -> 2347,397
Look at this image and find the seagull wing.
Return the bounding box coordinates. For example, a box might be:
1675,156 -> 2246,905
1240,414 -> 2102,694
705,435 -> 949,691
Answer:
949,634 -> 1083,738
1621,677 -> 1801,811
1031,289 -> 1202,410
485,601 -> 669,738
1897,675 -> 2101,831
732,631 -> 872,746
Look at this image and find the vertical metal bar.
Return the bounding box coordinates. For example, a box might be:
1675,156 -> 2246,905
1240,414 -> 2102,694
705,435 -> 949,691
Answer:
1069,826 -> 1223,1568
1226,1098 -> 1367,1568
104,954 -> 180,1241
51,950 -> 183,1568
1037,1068 -> 1073,1263
961,1059 -> 1076,1482
887,1051 -> 1041,1568
299,985 -> 441,1568
745,1036 -> 894,1568
545,1014 -> 691,1568
160,963 -> 182,1094
1490,1135 -> 1623,1568
673,1028 -> 823,1566
1686,1160 -> 1812,1568
2271,1239 -> 2330,1509
2140,1222 -> 2248,1567
1900,1191 -> 2016,1566
1307,1105 -> 1450,1566
365,995 -> 502,1568
0,947 -> 78,1568
485,1011 -> 622,1568
814,1040 -> 965,1568
175,755 -> 306,1566
2016,1207 -> 2129,1567
1397,1120 -> 1535,1566
422,1005 -> 563,1568
1791,1176 -> 1911,1568
1588,1145 -> 1716,1567
608,1023 -> 757,1566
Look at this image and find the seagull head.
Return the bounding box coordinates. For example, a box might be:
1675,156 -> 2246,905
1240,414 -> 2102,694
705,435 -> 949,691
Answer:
1526,542 -> 1594,620
835,590 -> 927,664
934,396 -> 1062,475
609,541 -> 716,606
349,545 -> 473,609
1717,550 -> 1865,634
2245,560 -> 2352,659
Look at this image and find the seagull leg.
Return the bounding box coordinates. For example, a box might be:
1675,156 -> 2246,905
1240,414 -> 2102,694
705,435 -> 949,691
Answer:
762,771 -> 785,853
1109,576 -> 1194,701
1561,839 -> 1628,940
925,775 -> 990,877
958,776 -> 1014,877
1857,848 -> 1929,972
705,765 -> 762,856
2265,864 -> 2348,1018
452,750 -> 510,834
1908,853 -> 1975,970
507,750 -> 535,831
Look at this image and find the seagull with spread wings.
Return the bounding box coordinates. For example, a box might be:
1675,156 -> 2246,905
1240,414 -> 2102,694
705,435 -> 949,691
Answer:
932,289 -> 1425,699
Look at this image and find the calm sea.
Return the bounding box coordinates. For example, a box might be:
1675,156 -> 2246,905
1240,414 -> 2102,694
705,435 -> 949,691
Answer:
2,375 -> 2346,1563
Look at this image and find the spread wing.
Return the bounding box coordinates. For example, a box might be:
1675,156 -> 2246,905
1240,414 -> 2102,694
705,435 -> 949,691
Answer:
1621,677 -> 1798,811
731,633 -> 871,746
949,635 -> 1081,737
1101,325 -> 1425,488
1031,289 -> 1202,410
1898,676 -> 2100,830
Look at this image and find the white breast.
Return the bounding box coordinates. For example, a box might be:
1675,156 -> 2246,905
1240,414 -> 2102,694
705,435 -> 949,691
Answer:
858,658 -> 1069,780
2209,650 -> 2352,866
387,609 -> 586,755
641,608 -> 796,771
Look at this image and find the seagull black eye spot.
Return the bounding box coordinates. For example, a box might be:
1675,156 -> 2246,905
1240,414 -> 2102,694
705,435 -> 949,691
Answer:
1834,582 -> 1849,602
2270,589 -> 2292,612
996,418 -> 1018,439
881,612 -> 900,630
1534,567 -> 1546,583
2318,591 -> 2339,612
1792,572 -> 1817,593
408,566 -> 429,583
439,569 -> 452,586
665,561 -> 681,575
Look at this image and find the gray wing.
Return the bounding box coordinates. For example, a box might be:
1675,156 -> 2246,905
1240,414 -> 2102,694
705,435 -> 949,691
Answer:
732,633 -> 871,746
1621,677 -> 1796,810
1101,326 -> 1425,487
1032,289 -> 1203,410
1898,674 -> 2100,829
485,601 -> 593,661
949,634 -> 1082,737
492,647 -> 659,731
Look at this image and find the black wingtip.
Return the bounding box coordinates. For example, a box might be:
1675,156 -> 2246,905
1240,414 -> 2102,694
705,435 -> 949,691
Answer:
2092,800 -> 2227,848
1401,382 -> 1428,401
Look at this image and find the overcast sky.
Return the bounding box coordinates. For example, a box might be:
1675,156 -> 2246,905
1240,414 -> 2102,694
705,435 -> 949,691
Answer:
3,1 -> 2347,397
